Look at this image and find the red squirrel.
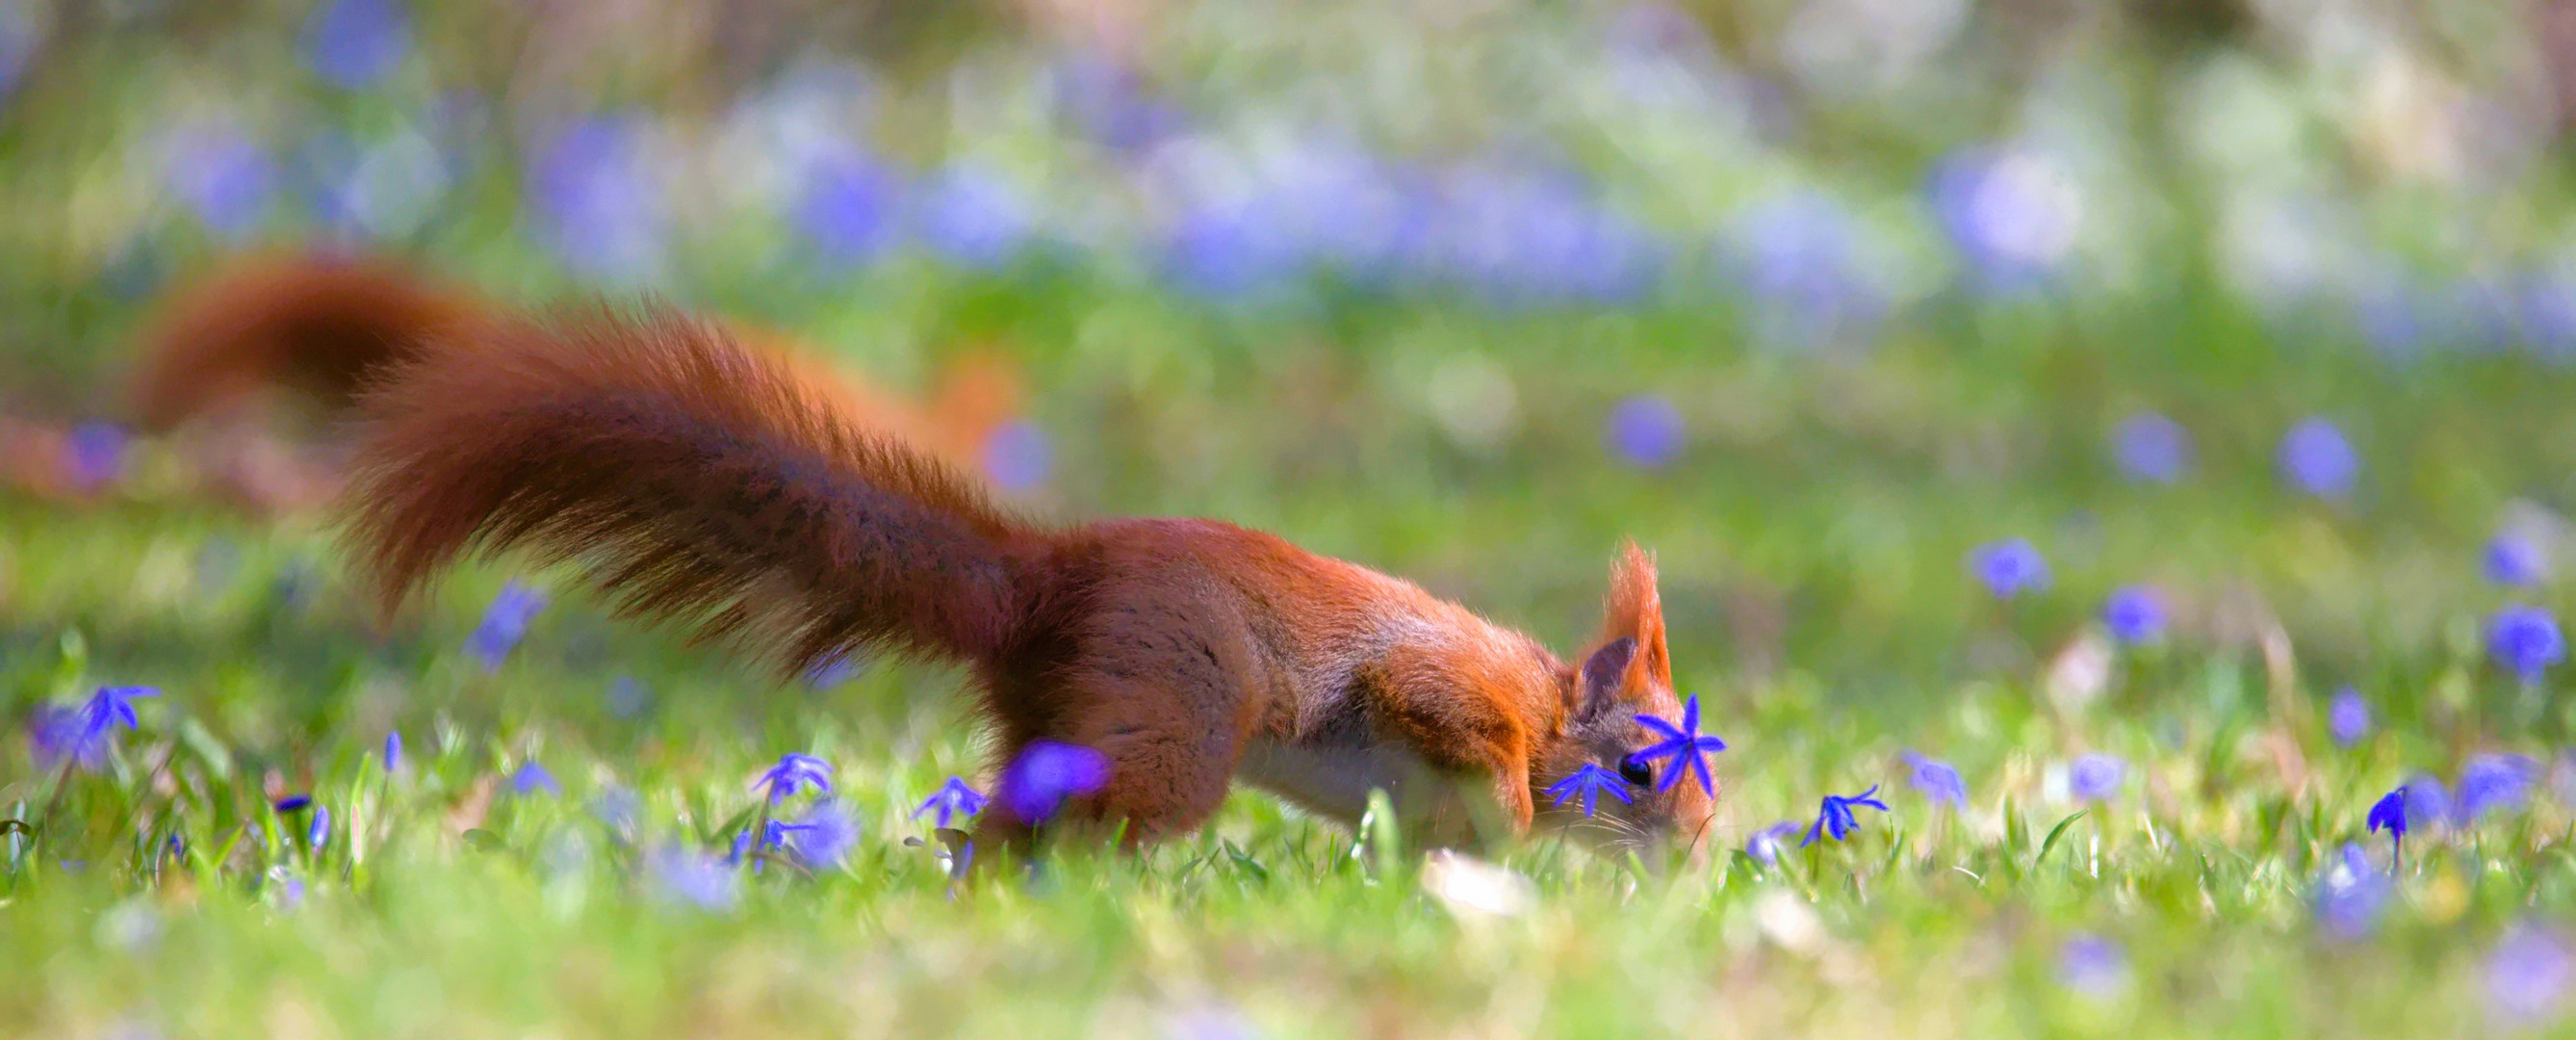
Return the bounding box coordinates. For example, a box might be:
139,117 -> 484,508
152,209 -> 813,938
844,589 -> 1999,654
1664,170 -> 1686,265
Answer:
335,306 -> 1716,856
90,253 -> 1023,512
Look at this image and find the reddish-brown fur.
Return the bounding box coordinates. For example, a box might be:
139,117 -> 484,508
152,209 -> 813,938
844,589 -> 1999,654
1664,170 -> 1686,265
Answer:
338,308 -> 1714,856
96,253 -> 1023,512
129,253 -> 479,432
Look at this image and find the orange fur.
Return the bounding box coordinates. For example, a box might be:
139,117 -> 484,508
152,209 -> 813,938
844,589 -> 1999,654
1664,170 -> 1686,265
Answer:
111,253 -> 1022,512
337,307 -> 1713,857
129,253 -> 480,432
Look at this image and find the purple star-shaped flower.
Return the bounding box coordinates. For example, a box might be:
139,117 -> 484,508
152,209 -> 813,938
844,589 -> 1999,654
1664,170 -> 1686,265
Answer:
466,582 -> 546,672
2313,842 -> 2387,941
1543,763 -> 1635,818
1632,694 -> 1727,795
648,844 -> 737,911
754,753 -> 834,804
782,799 -> 859,868
2488,605 -> 2564,683
732,817 -> 820,873
2328,688 -> 2370,747
79,686 -> 158,742
1745,820 -> 1803,866
1901,751 -> 1969,810
1971,538 -> 2049,599
2367,786 -> 2407,857
998,741 -> 1112,824
2487,535 -> 2546,586
1801,784 -> 1891,845
33,686 -> 159,771
511,761 -> 561,796
913,776 -> 990,828
29,705 -> 91,771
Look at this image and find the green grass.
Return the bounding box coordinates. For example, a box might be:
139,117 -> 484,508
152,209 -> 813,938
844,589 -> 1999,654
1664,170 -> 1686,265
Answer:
9,286 -> 2576,1038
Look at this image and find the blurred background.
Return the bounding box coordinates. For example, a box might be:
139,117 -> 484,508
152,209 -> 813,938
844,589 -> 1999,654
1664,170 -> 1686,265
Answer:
7,0 -> 2576,729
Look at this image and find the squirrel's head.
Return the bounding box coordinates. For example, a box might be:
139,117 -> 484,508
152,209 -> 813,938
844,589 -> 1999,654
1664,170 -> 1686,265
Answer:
1535,542 -> 1718,860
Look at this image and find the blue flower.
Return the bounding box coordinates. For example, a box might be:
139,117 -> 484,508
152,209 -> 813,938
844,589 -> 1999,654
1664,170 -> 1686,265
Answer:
998,741 -> 1112,824
274,794 -> 313,814
2110,412 -> 2191,483
308,805 -> 331,849
980,421 -> 1053,493
1800,784 -> 1891,845
591,788 -> 641,834
796,148 -> 902,268
913,777 -> 990,829
164,123 -> 276,242
272,869 -> 308,910
2069,754 -> 2125,801
1971,539 -> 2048,600
1604,394 -> 1686,471
912,162 -> 1031,271
1542,763 -> 1635,819
1632,694 -> 1727,796
39,686 -> 159,769
64,421 -> 128,490
300,0 -> 409,91
511,761 -> 561,796
1926,145 -> 2084,291
2367,786 -> 2408,855
382,731 -> 402,772
2456,754 -> 2541,824
2313,842 -> 2388,941
529,116 -> 665,284
2329,688 -> 2371,747
466,582 -> 545,672
79,685 -> 158,741
2279,418 -> 2358,500
2488,605 -> 2565,683
1722,192 -> 1886,351
1430,163 -> 1662,305
754,753 -> 834,804
802,651 -> 862,689
782,798 -> 859,868
0,4 -> 35,101
2057,934 -> 2129,998
1901,751 -> 1969,810
733,818 -> 814,872
1161,201 -> 1301,299
606,676 -> 650,717
2101,585 -> 2165,644
2489,922 -> 2576,1026
2402,776 -> 2450,834
1048,52 -> 1184,153
29,705 -> 94,771
647,845 -> 738,911
1744,820 -> 1803,866
2487,535 -> 2546,587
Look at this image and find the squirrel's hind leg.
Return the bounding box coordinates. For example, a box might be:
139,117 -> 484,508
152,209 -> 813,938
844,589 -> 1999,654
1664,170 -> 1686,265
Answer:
971,637 -> 1253,858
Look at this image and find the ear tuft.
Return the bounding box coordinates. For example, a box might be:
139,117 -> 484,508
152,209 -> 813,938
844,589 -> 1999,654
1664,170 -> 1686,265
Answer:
1598,541 -> 1672,690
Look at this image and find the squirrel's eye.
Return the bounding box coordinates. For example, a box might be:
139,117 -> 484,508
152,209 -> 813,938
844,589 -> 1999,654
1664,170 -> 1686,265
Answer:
1617,755 -> 1654,787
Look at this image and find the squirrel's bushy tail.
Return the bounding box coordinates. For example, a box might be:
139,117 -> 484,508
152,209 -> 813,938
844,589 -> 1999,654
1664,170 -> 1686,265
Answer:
128,254 -> 477,430
340,306 -> 1043,673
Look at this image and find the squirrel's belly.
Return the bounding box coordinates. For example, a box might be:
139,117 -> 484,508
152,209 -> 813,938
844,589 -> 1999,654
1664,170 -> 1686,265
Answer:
1236,737 -> 1453,828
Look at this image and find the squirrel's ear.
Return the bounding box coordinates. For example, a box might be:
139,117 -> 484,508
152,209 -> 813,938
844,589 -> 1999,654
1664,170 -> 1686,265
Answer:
1570,637 -> 1636,720
1596,541 -> 1672,695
